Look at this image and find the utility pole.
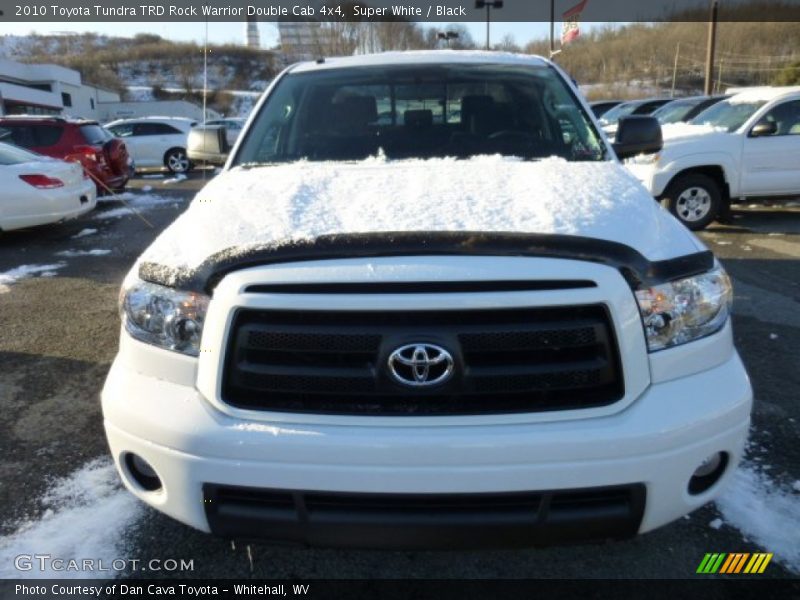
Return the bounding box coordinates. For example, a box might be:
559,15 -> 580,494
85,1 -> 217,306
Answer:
704,0 -> 719,95
550,0 -> 555,58
671,42 -> 680,97
476,0 -> 503,50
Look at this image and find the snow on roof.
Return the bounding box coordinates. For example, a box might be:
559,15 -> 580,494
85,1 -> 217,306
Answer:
138,155 -> 699,282
728,86 -> 800,104
290,50 -> 550,73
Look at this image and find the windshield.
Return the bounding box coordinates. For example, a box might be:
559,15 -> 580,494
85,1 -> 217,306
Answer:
690,99 -> 767,132
598,102 -> 637,126
234,64 -> 605,165
654,99 -> 700,124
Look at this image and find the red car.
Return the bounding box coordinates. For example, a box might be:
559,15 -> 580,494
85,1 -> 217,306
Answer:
0,116 -> 131,194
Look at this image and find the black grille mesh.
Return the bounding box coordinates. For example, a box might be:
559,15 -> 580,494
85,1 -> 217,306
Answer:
222,305 -> 623,415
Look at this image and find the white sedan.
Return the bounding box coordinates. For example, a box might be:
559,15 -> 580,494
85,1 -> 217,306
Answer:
106,117 -> 196,174
0,142 -> 96,231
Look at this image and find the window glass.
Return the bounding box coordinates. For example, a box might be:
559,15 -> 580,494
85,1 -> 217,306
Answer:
134,122 -> 181,136
79,124 -> 112,145
0,124 -> 61,147
691,99 -> 767,132
757,100 -> 800,136
0,141 -> 41,164
108,123 -> 134,137
235,64 -> 606,164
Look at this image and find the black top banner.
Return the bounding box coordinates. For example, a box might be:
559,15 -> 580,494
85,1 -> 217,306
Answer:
1,0 -> 799,22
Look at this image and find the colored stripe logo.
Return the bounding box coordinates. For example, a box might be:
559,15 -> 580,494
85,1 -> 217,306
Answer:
697,553 -> 773,574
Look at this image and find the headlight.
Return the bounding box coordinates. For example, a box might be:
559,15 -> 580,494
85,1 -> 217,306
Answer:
120,279 -> 210,356
626,152 -> 660,166
635,264 -> 732,352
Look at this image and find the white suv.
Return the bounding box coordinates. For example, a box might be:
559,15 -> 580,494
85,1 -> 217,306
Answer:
626,86 -> 800,230
106,117 -> 196,174
102,52 -> 752,549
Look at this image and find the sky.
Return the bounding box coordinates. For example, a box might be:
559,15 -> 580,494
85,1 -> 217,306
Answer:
0,21 -> 568,49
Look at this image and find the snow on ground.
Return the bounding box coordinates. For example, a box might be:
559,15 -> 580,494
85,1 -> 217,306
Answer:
140,155 -> 698,279
95,192 -> 180,220
0,263 -> 65,293
715,462 -> 800,574
0,457 -> 143,579
71,228 -> 98,239
163,174 -> 188,184
55,249 -> 112,258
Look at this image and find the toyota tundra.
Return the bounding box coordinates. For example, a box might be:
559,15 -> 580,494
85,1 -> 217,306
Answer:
102,51 -> 752,549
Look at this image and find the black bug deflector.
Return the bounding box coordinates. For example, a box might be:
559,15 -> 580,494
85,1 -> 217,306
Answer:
138,231 -> 714,294
202,483 -> 647,549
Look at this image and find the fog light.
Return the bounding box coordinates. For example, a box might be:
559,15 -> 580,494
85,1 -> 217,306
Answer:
688,452 -> 728,495
124,453 -> 162,492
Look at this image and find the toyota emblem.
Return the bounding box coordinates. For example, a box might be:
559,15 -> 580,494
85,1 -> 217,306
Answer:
387,343 -> 454,387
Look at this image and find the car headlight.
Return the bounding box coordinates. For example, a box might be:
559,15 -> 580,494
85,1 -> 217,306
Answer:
120,279 -> 210,356
635,264 -> 732,352
626,152 -> 660,166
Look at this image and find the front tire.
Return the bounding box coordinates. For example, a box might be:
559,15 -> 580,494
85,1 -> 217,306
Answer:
661,173 -> 721,231
164,148 -> 192,174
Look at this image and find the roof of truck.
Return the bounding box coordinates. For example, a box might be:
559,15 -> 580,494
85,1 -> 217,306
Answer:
290,50 -> 551,73
727,86 -> 800,103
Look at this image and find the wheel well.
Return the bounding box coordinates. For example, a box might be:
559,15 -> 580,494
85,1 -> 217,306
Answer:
666,166 -> 730,200
163,147 -> 186,165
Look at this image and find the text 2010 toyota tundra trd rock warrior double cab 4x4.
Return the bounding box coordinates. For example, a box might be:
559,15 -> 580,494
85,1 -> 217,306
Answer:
102,52 -> 752,549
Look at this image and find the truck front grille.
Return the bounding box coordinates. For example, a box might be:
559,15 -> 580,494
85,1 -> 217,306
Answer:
221,305 -> 623,415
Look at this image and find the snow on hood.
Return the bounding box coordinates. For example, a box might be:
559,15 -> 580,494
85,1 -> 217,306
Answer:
139,156 -> 701,285
661,122 -> 729,141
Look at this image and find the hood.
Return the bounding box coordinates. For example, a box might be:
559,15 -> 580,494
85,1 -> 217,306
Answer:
138,155 -> 706,289
661,122 -> 733,143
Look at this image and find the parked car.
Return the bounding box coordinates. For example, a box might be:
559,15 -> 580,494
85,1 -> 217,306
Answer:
626,86 -> 800,229
187,125 -> 231,166
0,141 -> 96,231
204,118 -> 246,147
589,100 -> 622,118
651,95 -> 729,125
0,116 -> 131,194
599,97 -> 672,137
106,117 -> 196,174
103,51 -> 751,549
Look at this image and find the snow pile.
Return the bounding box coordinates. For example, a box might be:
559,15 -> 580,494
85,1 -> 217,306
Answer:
163,174 -> 187,184
71,228 -> 97,239
0,458 -> 143,579
715,463 -> 800,574
95,192 -> 179,220
55,249 -> 112,258
140,155 -> 697,277
0,263 -> 65,293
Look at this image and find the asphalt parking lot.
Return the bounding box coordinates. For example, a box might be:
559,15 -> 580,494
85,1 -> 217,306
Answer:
0,171 -> 798,580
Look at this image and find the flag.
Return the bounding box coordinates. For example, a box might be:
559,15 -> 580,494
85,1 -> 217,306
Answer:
562,0 -> 588,45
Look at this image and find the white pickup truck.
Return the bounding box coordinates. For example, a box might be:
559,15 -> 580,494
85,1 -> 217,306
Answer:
627,86 -> 800,230
102,51 -> 751,549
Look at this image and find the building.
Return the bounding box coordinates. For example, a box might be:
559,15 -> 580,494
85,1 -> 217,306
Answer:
278,22 -> 332,62
0,58 -> 119,119
97,100 -> 221,122
245,17 -> 260,49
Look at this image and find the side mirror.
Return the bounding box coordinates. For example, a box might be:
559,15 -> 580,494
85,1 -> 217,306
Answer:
613,116 -> 663,160
187,126 -> 229,165
749,120 -> 777,137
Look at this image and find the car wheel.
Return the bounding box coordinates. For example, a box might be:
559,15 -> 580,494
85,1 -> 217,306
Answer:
165,148 -> 191,174
661,173 -> 721,231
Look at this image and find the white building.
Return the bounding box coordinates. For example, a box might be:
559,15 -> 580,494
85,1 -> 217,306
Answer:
0,58 -> 119,119
97,100 -> 221,122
